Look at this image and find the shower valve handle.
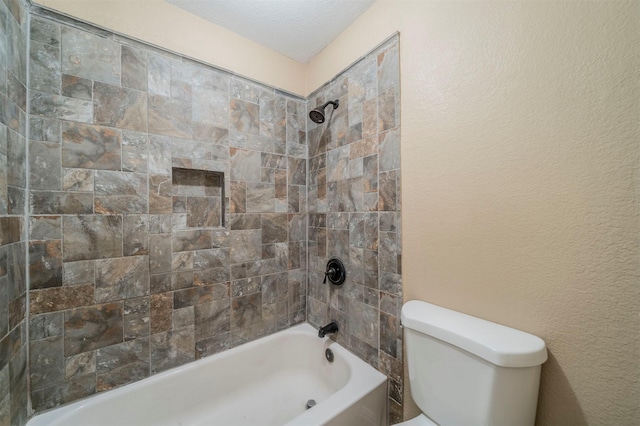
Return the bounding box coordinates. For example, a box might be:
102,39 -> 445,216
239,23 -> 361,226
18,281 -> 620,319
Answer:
323,267 -> 337,284
323,258 -> 346,285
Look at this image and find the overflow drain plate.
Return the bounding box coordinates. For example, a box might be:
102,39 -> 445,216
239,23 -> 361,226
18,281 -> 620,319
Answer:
306,399 -> 316,409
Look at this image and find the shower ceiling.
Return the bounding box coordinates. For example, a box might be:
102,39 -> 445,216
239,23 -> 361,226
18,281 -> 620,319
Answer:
165,0 -> 376,63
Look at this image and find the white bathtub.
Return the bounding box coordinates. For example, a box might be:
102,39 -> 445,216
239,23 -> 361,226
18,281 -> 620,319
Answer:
28,323 -> 388,426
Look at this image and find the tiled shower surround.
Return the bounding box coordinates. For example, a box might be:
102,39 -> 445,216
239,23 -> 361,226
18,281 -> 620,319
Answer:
306,39 -> 402,422
0,0 -> 29,424
1,3 -> 401,424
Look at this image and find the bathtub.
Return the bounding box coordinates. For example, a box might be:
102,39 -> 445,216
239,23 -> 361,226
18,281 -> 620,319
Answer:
28,323 -> 388,426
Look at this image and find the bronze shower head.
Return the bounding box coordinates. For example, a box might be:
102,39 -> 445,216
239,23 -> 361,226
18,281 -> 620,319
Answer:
309,100 -> 340,124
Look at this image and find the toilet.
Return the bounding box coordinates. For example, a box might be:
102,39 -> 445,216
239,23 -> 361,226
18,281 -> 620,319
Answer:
397,300 -> 548,426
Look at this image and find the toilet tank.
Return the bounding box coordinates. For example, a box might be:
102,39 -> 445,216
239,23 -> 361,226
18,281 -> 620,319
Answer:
402,301 -> 547,426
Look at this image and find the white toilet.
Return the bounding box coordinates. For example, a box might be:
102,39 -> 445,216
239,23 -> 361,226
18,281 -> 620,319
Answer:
398,300 -> 548,426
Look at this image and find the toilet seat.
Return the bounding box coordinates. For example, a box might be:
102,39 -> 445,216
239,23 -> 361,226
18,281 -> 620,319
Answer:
393,413 -> 438,426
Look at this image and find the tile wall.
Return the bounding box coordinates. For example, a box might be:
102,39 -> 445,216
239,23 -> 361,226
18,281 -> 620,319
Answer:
306,36 -> 403,423
27,10 -> 307,413
0,0 -> 29,424
0,4 -> 401,423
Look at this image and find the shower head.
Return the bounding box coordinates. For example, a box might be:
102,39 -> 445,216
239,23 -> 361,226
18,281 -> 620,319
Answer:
309,100 -> 340,124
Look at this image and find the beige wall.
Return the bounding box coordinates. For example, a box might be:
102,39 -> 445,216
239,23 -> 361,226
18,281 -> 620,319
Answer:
309,1 -> 639,424
34,0 -> 307,95
31,0 -> 639,424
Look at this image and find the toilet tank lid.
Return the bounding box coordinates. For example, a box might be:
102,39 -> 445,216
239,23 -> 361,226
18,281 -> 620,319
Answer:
401,300 -> 548,367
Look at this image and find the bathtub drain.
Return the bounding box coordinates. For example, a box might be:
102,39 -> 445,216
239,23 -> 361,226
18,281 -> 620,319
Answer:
306,399 -> 316,409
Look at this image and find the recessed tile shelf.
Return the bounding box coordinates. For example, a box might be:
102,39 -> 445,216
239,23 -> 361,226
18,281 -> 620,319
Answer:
172,168 -> 225,229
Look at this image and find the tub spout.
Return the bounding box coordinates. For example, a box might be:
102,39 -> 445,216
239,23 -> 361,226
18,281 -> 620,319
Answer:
318,321 -> 339,338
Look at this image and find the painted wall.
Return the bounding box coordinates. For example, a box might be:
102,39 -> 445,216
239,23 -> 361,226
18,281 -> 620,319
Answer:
27,11 -> 307,413
33,0 -> 307,96
309,1 -> 639,424
0,0 -> 29,424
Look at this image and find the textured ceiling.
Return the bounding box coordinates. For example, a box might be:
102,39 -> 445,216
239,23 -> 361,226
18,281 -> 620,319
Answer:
166,0 -> 376,63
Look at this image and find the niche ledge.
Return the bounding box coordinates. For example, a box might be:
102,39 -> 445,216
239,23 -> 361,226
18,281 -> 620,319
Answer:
171,167 -> 225,229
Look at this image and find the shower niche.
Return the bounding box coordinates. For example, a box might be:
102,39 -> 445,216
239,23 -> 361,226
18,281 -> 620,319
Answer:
172,168 -> 225,229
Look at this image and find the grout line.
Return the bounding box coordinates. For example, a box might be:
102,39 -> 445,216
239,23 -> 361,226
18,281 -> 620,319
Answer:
24,3 -> 32,417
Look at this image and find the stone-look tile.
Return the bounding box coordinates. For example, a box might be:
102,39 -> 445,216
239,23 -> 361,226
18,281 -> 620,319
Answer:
379,127 -> 400,172
29,216 -> 61,240
148,53 -> 171,96
30,16 -> 61,47
378,45 -> 399,93
61,74 -> 92,101
29,116 -> 61,143
30,91 -> 92,123
122,131 -> 148,173
61,26 -> 120,85
65,351 -> 96,380
149,214 -> 171,234
187,198 -> 220,227
173,61 -> 229,93
121,45 -> 147,91
195,299 -> 230,341
96,338 -> 149,391
0,217 -> 22,246
150,293 -> 172,334
172,251 -> 193,271
29,40 -> 61,94
148,94 -> 191,139
149,174 -> 172,214
148,135 -> 171,175
231,293 -> 262,330
229,213 -> 260,231
30,374 -> 96,413
246,182 -> 275,212
62,215 -> 123,261
64,303 -> 123,356
122,297 -> 149,338
150,326 -> 194,374
378,85 -> 398,133
174,286 -> 213,309
95,256 -> 149,303
193,248 -> 228,270
61,122 -> 122,170
150,274 -> 171,295
172,306 -> 194,329
94,82 -> 148,132
6,130 -> 26,189
230,148 -> 261,182
29,336 -> 64,391
230,181 -> 246,212
172,230 -> 213,252
379,170 -> 397,211
230,230 -> 261,264
307,37 -> 401,425
362,100 -> 377,138
380,311 -> 401,358
62,168 -> 93,192
30,312 -> 64,341
262,213 -> 287,244
94,171 -> 148,214
28,240 -> 62,290
63,260 -> 94,286
29,191 -> 93,215
230,99 -> 259,135
288,157 -> 306,186
192,88 -> 228,129
123,215 -> 148,256
149,234 -> 171,273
